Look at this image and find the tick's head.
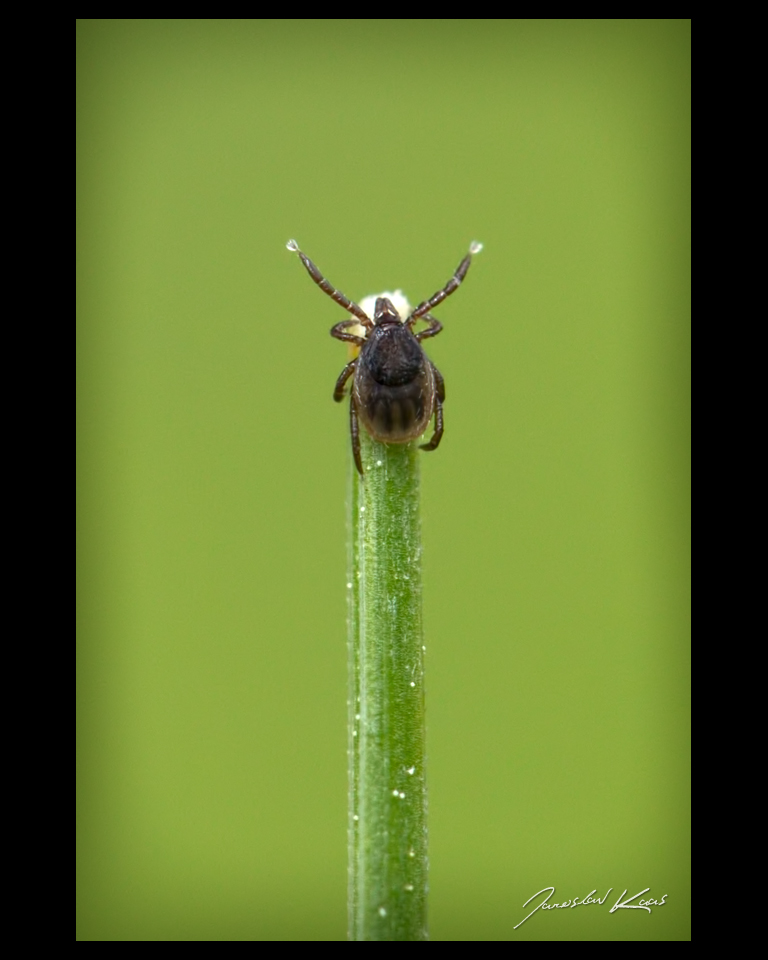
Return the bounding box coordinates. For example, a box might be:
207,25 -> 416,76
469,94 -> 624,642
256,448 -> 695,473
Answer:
373,297 -> 401,326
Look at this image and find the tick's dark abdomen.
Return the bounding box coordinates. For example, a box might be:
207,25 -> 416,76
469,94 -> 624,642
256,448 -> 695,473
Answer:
364,380 -> 430,437
354,324 -> 434,442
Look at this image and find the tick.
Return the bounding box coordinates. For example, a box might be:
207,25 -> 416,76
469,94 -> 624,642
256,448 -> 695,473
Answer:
286,239 -> 482,475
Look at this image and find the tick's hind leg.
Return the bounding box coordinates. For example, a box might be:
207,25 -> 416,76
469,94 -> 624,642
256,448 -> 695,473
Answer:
333,359 -> 357,402
419,398 -> 443,451
350,395 -> 364,476
432,362 -> 445,403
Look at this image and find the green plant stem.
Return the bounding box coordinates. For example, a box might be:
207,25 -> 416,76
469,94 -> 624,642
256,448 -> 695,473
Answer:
347,430 -> 428,941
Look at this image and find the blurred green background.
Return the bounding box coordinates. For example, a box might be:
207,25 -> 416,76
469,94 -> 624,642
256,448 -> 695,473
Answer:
77,20 -> 690,941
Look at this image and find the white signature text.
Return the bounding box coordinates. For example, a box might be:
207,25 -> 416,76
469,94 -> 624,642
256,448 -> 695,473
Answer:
514,886 -> 668,929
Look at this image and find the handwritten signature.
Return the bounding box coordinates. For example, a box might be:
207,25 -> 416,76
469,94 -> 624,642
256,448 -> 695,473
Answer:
514,886 -> 668,929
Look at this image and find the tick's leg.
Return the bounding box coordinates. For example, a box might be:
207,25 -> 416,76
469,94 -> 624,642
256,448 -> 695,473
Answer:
350,396 -> 364,476
432,362 -> 445,402
411,313 -> 443,340
331,318 -> 366,346
286,240 -> 373,329
409,241 -> 483,321
420,393 -> 444,452
334,359 -> 357,402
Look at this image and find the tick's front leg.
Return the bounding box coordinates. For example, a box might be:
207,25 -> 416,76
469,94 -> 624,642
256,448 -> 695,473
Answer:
287,240 -> 372,327
409,240 -> 483,320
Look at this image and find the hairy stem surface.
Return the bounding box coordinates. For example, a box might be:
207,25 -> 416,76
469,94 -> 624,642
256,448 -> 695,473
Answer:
347,431 -> 428,941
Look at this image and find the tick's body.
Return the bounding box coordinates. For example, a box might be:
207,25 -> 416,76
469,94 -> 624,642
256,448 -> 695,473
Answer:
355,320 -> 436,442
287,239 -> 481,475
